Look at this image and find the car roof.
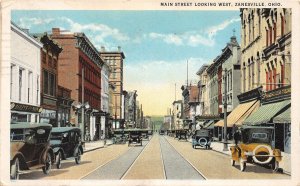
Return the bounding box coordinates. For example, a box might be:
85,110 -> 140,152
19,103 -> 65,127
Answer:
11,122 -> 52,129
51,127 -> 81,133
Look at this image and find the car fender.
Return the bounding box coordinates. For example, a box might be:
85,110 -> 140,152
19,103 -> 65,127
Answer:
40,146 -> 55,164
53,147 -> 66,160
11,152 -> 28,170
273,149 -> 282,162
73,144 -> 84,157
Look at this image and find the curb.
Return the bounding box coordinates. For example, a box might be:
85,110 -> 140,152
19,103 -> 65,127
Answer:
83,143 -> 113,153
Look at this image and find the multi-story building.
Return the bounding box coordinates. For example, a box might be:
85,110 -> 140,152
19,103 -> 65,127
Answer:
196,64 -> 209,116
10,22 -> 43,123
172,100 -> 183,129
206,61 -> 220,116
33,32 -> 63,126
51,28 -> 104,140
181,85 -> 200,130
240,8 -> 291,93
240,8 -> 292,174
100,46 -> 125,129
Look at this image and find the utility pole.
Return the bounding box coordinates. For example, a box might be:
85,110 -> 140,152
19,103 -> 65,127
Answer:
223,68 -> 228,151
81,67 -> 85,142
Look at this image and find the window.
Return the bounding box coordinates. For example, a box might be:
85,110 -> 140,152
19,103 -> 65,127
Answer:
269,26 -> 272,45
257,59 -> 260,85
43,70 -> 49,94
42,51 -> 46,63
19,69 -> 23,101
281,63 -> 285,85
37,75 -> 39,104
266,29 -> 269,47
10,65 -> 14,99
273,22 -> 277,42
43,70 -> 56,96
281,15 -> 285,36
28,71 -> 32,103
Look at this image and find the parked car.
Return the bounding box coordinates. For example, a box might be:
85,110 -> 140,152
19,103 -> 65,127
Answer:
50,127 -> 84,169
128,129 -> 143,146
192,129 -> 212,149
112,129 -> 126,144
159,130 -> 165,135
10,122 -> 55,179
229,126 -> 282,172
176,129 -> 188,141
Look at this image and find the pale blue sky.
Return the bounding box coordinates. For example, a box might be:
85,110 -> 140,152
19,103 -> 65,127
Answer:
12,10 -> 241,115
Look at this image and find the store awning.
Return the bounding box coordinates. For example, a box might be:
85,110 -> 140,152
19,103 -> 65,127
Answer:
273,107 -> 291,123
203,120 -> 215,129
215,100 -> 259,127
243,100 -> 291,125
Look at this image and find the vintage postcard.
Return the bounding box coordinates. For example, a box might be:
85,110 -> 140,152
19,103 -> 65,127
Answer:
1,0 -> 300,185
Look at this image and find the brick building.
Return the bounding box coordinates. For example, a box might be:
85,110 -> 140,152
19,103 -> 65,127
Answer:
100,46 -> 125,129
33,33 -> 62,126
51,28 -> 104,140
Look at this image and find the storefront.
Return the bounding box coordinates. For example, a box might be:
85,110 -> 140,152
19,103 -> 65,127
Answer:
11,102 -> 42,123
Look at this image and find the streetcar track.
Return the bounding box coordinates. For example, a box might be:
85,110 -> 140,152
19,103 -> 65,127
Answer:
79,145 -> 132,180
158,134 -> 167,179
120,136 -> 153,179
161,135 -> 207,180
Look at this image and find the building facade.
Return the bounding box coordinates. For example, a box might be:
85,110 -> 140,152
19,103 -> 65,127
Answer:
10,22 -> 43,123
196,64 -> 209,116
100,46 -> 125,129
172,100 -> 183,129
33,33 -> 63,126
240,8 -> 291,93
51,28 -> 103,140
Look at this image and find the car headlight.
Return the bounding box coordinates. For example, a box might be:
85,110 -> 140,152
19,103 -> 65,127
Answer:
244,151 -> 253,156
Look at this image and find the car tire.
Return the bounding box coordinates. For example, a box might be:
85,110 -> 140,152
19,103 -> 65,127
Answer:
231,159 -> 235,166
240,158 -> 246,172
42,152 -> 52,174
10,157 -> 20,180
56,151 -> 62,169
75,149 -> 82,164
271,160 -> 279,172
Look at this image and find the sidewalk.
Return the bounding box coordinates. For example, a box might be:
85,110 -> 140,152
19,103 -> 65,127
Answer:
83,139 -> 113,153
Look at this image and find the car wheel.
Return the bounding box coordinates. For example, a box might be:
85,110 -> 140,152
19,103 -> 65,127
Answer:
10,158 -> 20,180
42,152 -> 52,174
231,159 -> 235,166
56,151 -> 62,169
240,158 -> 246,172
75,149 -> 82,164
271,160 -> 279,172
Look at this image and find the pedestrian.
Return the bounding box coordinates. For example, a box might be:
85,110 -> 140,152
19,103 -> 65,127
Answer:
233,130 -> 241,146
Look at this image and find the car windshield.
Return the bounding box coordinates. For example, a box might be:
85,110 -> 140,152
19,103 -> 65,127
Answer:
242,128 -> 273,144
196,130 -> 208,136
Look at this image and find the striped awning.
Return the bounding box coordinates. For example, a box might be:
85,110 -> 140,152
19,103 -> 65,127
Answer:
215,100 -> 260,127
243,100 -> 291,125
273,107 -> 291,123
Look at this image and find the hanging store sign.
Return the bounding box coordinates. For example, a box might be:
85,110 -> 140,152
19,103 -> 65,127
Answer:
40,109 -> 56,119
10,102 -> 43,113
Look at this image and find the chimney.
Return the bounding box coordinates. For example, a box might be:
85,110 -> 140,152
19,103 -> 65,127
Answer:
101,46 -> 105,52
52,28 -> 60,35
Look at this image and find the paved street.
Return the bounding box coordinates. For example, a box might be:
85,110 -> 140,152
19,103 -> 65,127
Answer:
18,134 -> 290,180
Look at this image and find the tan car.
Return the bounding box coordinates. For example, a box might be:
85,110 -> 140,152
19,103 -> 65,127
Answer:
230,126 -> 282,172
10,123 -> 55,179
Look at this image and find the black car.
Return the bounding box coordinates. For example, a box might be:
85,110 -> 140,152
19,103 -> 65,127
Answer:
10,123 -> 55,179
112,129 -> 126,144
128,129 -> 143,146
50,127 -> 83,169
192,129 -> 212,149
176,129 -> 188,141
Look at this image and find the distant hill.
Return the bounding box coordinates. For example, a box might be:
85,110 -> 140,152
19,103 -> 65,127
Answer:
150,115 -> 163,131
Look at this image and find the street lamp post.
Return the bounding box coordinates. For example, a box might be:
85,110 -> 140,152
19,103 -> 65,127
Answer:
223,68 -> 228,151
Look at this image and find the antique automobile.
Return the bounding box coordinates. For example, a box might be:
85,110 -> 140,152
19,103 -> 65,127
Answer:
159,130 -> 165,135
50,127 -> 84,169
192,129 -> 212,149
176,129 -> 188,141
112,129 -> 126,144
141,129 -> 150,140
10,122 -> 55,179
229,126 -> 282,172
128,129 -> 143,146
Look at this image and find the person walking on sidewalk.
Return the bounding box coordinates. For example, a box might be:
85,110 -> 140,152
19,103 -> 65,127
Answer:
233,130 -> 241,146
